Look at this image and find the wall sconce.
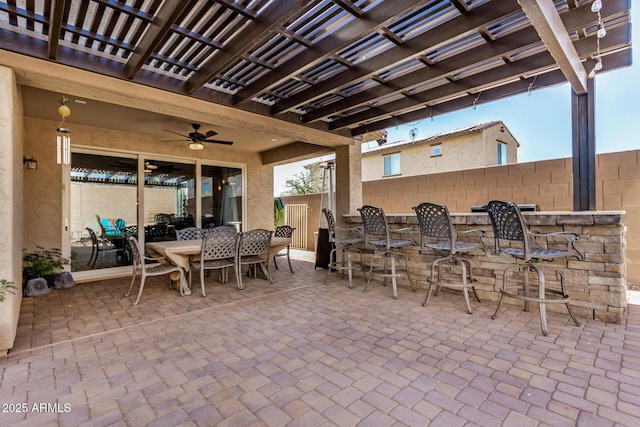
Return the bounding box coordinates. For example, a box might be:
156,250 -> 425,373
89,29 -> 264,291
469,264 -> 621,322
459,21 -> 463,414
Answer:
23,156 -> 38,170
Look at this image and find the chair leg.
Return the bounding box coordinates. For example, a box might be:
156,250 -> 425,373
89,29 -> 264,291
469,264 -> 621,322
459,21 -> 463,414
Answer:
286,247 -> 294,273
461,258 -> 481,303
558,269 -> 581,327
492,264 -> 519,320
125,266 -> 137,298
236,261 -> 244,290
423,258 -> 441,307
389,254 -> 398,299
200,267 -> 206,297
132,277 -> 146,306
273,256 -> 279,270
324,247 -> 337,284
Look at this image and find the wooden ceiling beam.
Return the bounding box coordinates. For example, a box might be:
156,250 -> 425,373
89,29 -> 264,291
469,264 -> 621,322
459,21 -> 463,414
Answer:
271,0 -> 522,115
331,25 -> 629,130
349,49 -> 630,136
233,0 -> 431,105
124,1 -> 195,79
47,0 -> 68,59
184,0 -> 308,94
306,0 -> 616,124
518,0 -> 587,94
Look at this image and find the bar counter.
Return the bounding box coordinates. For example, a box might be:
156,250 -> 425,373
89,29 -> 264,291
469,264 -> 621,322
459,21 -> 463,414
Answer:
344,210 -> 627,324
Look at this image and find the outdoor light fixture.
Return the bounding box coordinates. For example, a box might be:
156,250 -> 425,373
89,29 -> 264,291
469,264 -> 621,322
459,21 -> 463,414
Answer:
591,0 -> 602,13
23,156 -> 38,170
188,141 -> 205,150
588,0 -> 606,79
56,96 -> 71,164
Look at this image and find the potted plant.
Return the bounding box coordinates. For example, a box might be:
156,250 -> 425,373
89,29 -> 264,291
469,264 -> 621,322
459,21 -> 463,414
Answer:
23,247 -> 71,288
0,279 -> 16,302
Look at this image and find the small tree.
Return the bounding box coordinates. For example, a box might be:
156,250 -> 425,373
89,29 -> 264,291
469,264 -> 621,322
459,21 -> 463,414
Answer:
282,166 -> 323,196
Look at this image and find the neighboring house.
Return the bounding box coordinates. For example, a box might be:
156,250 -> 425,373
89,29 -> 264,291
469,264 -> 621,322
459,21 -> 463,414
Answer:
361,121 -> 519,181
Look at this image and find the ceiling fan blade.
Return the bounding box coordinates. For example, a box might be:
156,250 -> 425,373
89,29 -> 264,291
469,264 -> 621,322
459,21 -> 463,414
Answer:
204,130 -> 218,138
205,139 -> 233,145
164,129 -> 190,138
160,138 -> 188,142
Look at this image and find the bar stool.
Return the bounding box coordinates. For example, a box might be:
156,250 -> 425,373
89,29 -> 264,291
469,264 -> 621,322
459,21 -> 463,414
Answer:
358,205 -> 415,299
484,200 -> 582,336
322,208 -> 363,288
413,202 -> 485,313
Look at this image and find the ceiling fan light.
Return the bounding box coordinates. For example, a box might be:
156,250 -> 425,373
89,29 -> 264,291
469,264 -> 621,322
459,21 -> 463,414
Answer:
189,141 -> 205,150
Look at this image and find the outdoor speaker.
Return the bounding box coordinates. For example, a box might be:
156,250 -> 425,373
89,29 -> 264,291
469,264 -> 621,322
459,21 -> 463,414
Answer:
24,278 -> 51,297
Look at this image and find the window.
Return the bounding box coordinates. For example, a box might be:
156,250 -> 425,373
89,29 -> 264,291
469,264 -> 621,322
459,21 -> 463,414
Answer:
431,144 -> 442,156
383,153 -> 400,176
497,142 -> 508,165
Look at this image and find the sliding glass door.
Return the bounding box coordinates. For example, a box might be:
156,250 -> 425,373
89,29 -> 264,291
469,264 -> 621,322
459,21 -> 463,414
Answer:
70,153 -> 137,272
69,151 -> 244,274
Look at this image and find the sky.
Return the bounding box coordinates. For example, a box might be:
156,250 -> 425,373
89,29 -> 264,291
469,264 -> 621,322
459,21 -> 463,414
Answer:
274,5 -> 639,196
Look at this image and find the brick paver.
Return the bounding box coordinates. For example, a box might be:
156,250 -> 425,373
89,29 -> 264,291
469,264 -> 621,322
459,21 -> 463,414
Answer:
2,250 -> 640,426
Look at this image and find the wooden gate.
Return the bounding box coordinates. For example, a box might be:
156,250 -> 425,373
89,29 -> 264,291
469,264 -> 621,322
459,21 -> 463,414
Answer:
285,204 -> 308,249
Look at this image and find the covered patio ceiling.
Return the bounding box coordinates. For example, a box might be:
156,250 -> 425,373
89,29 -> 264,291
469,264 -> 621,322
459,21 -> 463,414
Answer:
0,0 -> 632,156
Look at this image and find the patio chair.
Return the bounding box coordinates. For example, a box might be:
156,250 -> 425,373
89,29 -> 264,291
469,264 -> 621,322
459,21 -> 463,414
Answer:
86,227 -> 119,268
358,205 -> 415,299
484,200 -> 582,336
412,202 -> 485,313
190,227 -> 239,296
273,225 -> 295,273
322,208 -> 363,288
236,229 -> 273,290
124,234 -> 185,306
176,227 -> 203,240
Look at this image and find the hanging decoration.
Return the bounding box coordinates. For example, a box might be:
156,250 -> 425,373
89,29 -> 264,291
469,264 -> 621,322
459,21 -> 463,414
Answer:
588,0 -> 605,78
56,96 -> 71,165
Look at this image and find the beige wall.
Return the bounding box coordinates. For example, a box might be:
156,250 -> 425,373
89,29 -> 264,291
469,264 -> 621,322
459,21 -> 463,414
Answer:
23,116 -> 274,252
362,124 -> 518,181
363,151 -> 640,281
0,67 -> 23,354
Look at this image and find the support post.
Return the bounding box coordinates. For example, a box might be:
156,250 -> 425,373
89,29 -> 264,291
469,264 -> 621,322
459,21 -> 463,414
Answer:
572,78 -> 596,211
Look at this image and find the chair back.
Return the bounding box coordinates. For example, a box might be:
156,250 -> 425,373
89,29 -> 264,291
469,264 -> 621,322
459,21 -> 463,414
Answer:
238,229 -> 273,257
125,234 -> 143,267
484,200 -> 531,259
176,227 -> 202,241
358,205 -> 390,249
412,202 -> 456,253
274,225 -> 295,239
202,228 -> 238,260
115,218 -> 126,233
322,208 -> 337,243
86,227 -> 99,245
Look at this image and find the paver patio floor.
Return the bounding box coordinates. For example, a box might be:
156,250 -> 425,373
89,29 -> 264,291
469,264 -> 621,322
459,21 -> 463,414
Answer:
2,252 -> 640,426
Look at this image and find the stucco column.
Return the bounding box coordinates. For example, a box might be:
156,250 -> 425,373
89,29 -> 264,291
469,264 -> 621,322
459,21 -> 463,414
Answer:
0,65 -> 24,354
334,142 -> 362,222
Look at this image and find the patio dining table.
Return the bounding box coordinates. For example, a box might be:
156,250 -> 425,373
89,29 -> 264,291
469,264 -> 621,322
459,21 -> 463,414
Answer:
146,236 -> 291,295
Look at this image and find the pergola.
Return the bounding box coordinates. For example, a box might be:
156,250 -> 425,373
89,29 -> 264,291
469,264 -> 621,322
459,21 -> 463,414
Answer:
0,0 -> 632,209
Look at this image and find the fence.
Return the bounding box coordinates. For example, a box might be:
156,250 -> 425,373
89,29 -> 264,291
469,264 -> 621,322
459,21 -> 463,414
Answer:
285,203 -> 308,249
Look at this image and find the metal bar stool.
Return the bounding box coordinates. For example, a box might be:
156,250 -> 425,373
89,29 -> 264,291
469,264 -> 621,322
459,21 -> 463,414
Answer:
358,205 -> 415,299
413,202 -> 485,313
322,208 -> 363,288
484,200 -> 582,336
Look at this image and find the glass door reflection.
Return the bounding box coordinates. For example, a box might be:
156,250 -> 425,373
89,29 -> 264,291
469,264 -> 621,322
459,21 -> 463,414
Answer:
201,165 -> 243,231
143,159 -> 195,241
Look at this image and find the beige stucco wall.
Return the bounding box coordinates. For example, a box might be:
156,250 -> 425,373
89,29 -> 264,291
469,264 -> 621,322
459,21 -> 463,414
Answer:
0,67 -> 23,354
362,124 -> 518,181
23,116 -> 273,252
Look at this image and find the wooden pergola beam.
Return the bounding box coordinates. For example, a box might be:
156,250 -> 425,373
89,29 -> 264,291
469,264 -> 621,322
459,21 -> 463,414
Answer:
518,0 -> 588,94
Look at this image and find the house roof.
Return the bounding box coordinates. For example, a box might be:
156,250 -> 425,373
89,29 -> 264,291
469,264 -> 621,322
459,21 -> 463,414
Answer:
0,0 -> 632,154
362,120 -> 519,156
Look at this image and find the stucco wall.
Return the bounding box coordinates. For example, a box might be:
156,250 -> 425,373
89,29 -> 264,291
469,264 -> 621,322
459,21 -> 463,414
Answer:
0,67 -> 23,354
23,116 -> 273,251
361,124 -> 518,181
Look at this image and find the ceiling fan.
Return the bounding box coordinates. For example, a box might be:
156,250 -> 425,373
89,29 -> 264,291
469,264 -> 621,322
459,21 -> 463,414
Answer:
163,123 -> 233,150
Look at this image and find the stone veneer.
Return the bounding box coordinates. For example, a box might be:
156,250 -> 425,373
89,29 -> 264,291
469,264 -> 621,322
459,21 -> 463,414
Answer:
344,211 -> 627,324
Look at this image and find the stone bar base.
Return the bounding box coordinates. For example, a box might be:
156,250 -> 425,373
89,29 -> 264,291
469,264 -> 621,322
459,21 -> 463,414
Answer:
345,211 -> 627,324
